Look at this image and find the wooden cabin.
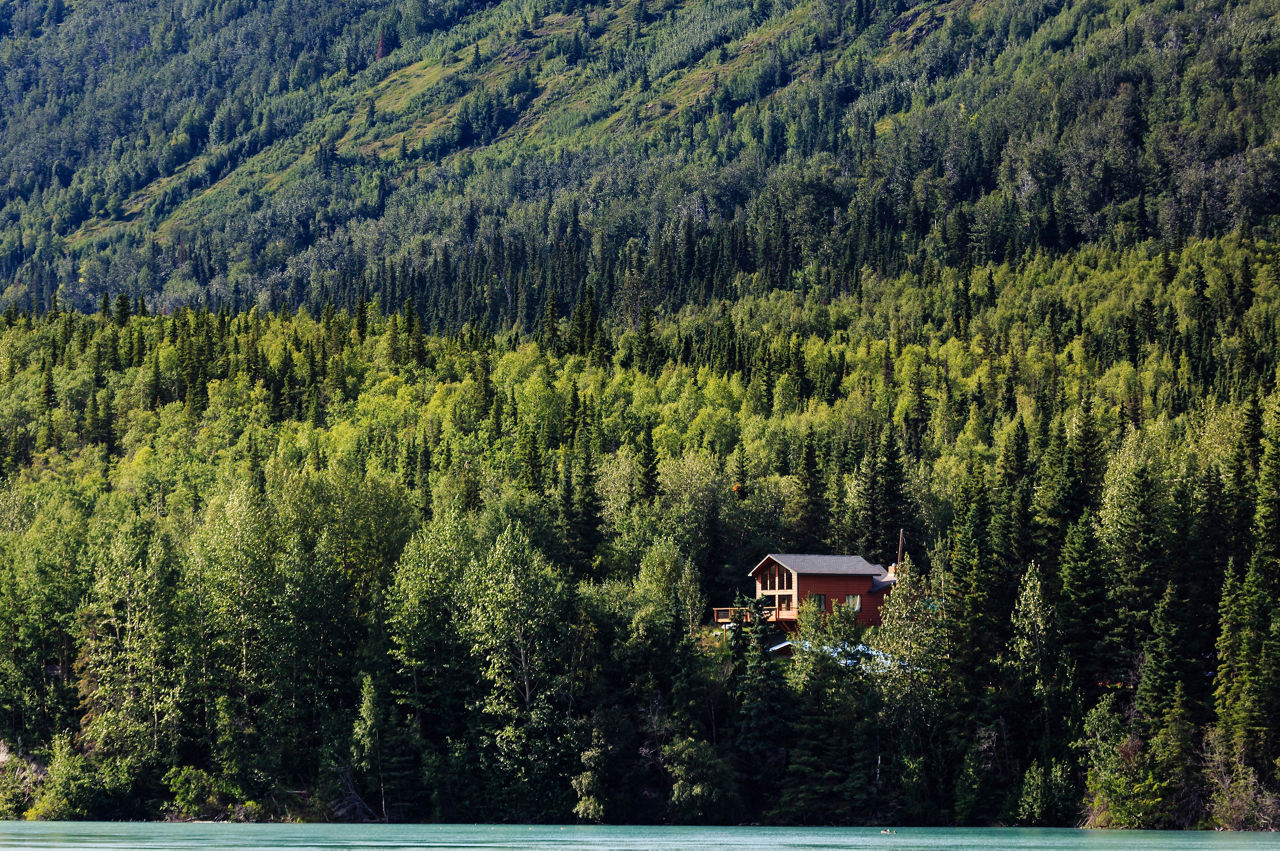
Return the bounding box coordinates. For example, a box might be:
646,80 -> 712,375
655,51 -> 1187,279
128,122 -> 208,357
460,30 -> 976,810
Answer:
713,553 -> 895,630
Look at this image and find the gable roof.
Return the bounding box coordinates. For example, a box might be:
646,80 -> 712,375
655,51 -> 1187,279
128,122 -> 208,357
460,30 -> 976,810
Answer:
750,553 -> 888,578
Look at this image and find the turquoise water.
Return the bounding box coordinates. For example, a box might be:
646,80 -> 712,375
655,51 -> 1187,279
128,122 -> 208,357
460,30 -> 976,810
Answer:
0,824 -> 1278,850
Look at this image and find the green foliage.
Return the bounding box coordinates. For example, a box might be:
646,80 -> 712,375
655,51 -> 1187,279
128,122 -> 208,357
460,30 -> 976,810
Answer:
662,736 -> 741,824
0,227 -> 1277,823
1015,759 -> 1074,828
0,0 -> 1275,824
774,602 -> 879,824
460,525 -> 578,819
163,766 -> 225,821
25,733 -> 97,821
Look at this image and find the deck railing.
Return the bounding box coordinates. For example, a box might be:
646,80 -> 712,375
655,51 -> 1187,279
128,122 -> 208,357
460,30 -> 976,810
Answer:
712,606 -> 796,624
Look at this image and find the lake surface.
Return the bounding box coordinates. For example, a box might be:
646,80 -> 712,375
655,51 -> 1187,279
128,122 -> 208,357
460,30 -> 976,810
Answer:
1,824 -> 1279,850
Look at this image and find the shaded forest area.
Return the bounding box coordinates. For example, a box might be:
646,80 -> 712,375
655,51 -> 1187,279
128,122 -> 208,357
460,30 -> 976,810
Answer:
1,233 -> 1279,827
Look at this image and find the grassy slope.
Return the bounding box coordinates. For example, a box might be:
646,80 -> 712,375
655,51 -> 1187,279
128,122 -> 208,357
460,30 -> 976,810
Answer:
67,0 -> 854,245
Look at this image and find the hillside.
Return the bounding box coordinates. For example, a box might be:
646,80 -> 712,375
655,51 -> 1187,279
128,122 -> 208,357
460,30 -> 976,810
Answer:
2,0 -> 1280,830
0,0 -> 1277,319
1,233 -> 1279,824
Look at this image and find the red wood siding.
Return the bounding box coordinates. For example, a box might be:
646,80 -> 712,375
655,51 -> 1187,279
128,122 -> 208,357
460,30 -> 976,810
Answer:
794,574 -> 889,627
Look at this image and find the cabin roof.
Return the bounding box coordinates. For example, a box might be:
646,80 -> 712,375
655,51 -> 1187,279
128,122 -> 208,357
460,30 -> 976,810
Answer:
750,553 -> 888,578
870,574 -> 897,593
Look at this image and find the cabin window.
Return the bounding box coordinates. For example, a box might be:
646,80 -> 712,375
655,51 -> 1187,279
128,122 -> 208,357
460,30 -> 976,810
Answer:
810,593 -> 826,611
783,570 -> 792,590
845,594 -> 861,612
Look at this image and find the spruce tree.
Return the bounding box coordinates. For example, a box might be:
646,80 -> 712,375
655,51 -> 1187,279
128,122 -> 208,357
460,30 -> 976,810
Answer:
1134,583 -> 1187,738
573,430 -> 603,569
1146,682 -> 1198,828
1223,439 -> 1255,559
1213,559 -> 1244,728
795,427 -> 826,550
948,461 -> 997,700
990,418 -> 1032,609
83,391 -> 100,445
1031,416 -> 1071,567
730,443 -> 748,501
1251,397 -> 1280,595
147,351 -> 162,409
874,425 -> 908,565
731,604 -> 787,816
517,427 -> 541,492
1214,560 -> 1276,768
41,359 -> 55,411
636,425 -> 658,502
113,293 -> 131,327
845,450 -> 875,557
1066,392 -> 1104,517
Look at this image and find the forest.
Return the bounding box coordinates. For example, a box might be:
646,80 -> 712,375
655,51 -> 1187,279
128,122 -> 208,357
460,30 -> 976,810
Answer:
0,231 -> 1278,827
0,0 -> 1279,831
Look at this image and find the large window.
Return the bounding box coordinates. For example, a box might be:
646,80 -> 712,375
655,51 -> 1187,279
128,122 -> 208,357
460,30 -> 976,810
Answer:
845,594 -> 861,612
761,564 -> 791,591
810,593 -> 826,611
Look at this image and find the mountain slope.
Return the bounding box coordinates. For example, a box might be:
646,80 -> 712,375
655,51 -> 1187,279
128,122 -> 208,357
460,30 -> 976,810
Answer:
0,0 -> 1278,322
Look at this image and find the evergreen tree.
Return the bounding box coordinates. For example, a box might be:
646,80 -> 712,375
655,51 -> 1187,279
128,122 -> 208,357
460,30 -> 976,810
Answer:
636,425 -> 658,502
1214,559 -> 1279,771
1135,583 -> 1188,738
947,462 -> 997,701
873,425 -> 908,565
989,418 -> 1032,608
147,351 -> 162,409
40,359 -> 55,411
794,428 -> 826,550
1146,682 -> 1198,828
1058,515 -> 1107,695
1031,416 -> 1071,568
1066,393 -> 1105,518
573,429 -> 603,570
113,293 -> 131,327
774,607 -> 878,824
730,599 -> 787,817
1007,560 -> 1076,826
1251,397 -> 1280,595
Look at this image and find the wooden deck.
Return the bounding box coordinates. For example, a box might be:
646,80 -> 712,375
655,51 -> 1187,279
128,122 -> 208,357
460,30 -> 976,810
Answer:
711,606 -> 797,625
